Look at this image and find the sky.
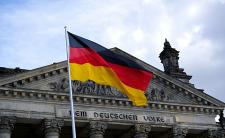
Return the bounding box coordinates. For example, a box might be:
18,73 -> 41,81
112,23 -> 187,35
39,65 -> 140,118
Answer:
0,0 -> 225,103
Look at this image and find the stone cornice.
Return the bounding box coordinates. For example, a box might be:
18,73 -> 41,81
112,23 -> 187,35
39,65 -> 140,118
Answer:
0,87 -> 223,115
0,61 -> 67,86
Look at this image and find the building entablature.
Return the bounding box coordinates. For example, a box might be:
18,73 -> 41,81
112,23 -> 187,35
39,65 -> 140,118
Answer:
0,86 -> 223,116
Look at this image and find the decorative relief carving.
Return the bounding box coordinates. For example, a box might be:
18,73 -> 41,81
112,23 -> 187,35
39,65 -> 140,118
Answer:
145,88 -> 174,102
72,80 -> 125,97
49,79 -> 126,98
48,78 -> 69,92
48,79 -> 180,102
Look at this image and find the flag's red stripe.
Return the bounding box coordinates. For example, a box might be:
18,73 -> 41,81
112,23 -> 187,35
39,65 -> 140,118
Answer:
69,47 -> 152,90
109,63 -> 153,91
69,47 -> 109,66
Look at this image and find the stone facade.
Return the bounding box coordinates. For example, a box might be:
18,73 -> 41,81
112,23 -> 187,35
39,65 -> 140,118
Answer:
0,42 -> 224,138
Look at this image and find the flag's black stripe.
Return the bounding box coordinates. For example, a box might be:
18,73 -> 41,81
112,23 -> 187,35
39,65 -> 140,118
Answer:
68,32 -> 149,71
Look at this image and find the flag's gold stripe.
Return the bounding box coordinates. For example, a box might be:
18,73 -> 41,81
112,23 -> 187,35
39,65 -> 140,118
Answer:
70,63 -> 147,106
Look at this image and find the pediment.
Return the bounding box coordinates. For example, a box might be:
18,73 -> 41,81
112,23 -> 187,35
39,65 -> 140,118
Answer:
0,48 -> 224,108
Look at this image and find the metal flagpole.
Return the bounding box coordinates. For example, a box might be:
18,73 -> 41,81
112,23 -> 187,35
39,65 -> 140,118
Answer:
64,26 -> 77,138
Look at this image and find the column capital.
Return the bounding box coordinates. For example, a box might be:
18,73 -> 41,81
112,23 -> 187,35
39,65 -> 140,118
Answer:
202,129 -> 225,138
42,119 -> 64,134
205,129 -> 217,138
134,124 -> 151,138
170,126 -> 188,138
89,121 -> 107,138
217,129 -> 225,138
0,116 -> 16,132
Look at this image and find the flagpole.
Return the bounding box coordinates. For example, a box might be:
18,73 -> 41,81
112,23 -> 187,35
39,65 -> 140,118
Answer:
64,26 -> 77,138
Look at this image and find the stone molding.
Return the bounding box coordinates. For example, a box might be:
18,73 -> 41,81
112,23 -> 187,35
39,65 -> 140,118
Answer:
134,124 -> 151,138
89,121 -> 107,137
0,61 -> 67,86
0,116 -> 16,133
0,87 -> 223,115
42,119 -> 64,134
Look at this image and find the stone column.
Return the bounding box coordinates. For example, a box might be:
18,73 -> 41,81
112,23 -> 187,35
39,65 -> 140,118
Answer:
169,126 -> 188,138
134,124 -> 151,138
0,116 -> 16,138
89,121 -> 107,138
42,119 -> 64,138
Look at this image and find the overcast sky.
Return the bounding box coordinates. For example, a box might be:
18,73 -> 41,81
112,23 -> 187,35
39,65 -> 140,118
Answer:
0,0 -> 225,103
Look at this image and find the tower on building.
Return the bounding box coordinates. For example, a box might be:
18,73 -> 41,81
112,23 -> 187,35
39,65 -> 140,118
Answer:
159,39 -> 192,83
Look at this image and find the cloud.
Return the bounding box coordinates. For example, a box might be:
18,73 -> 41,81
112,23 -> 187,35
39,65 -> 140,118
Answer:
132,28 -> 145,42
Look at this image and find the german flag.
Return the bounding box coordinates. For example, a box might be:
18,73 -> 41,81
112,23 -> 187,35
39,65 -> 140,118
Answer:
68,32 -> 153,106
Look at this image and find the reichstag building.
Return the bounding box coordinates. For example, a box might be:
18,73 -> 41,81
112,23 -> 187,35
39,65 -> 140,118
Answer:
0,40 -> 224,138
